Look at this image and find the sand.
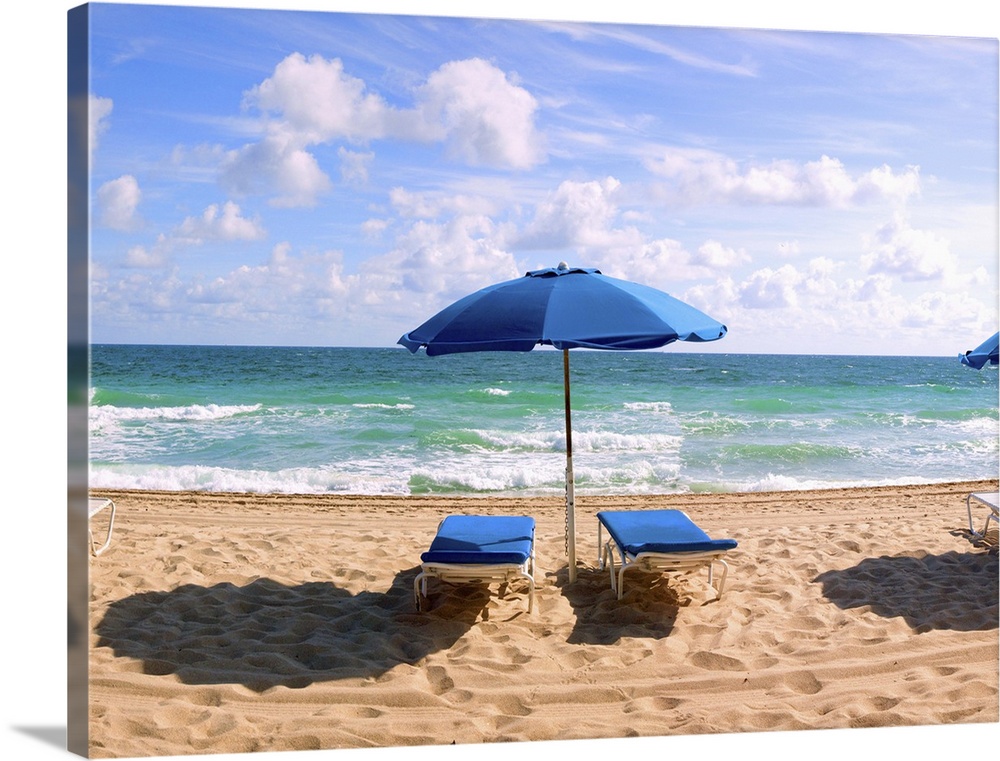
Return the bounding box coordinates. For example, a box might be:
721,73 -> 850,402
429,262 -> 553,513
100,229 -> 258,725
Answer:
82,481 -> 999,758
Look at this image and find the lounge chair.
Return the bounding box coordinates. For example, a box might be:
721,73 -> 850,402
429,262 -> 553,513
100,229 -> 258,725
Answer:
597,509 -> 737,600
966,491 -> 999,546
88,497 -> 117,556
414,515 -> 536,612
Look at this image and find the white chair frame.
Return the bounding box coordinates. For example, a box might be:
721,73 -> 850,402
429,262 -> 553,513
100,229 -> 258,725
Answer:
414,553 -> 536,613
966,491 -> 999,543
88,497 -> 117,556
598,520 -> 731,600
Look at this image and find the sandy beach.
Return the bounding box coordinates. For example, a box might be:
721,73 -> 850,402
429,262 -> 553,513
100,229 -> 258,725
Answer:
82,481 -> 998,758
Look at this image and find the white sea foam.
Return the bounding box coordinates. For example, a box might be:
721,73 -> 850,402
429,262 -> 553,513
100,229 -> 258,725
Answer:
409,448 -> 687,496
737,472 -> 943,493
88,463 -> 414,495
89,403 -> 262,431
481,387 -> 511,396
623,401 -> 673,413
574,430 -> 682,452
472,428 -> 683,453
410,459 -> 562,493
352,403 -> 416,410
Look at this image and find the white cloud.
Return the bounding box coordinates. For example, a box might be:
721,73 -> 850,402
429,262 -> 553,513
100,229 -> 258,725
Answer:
595,237 -> 747,289
185,243 -> 344,308
680,254 -> 996,354
389,187 -> 501,219
361,218 -> 390,239
171,202 -> 266,246
518,177 -> 639,250
96,175 -> 141,230
898,290 -> 991,329
416,58 -> 544,169
89,94 -> 113,158
124,242 -> 168,269
221,134 -> 332,208
512,179 -> 752,287
245,53 -> 391,144
645,148 -> 921,208
338,147 -> 374,185
693,239 -> 752,269
594,238 -> 693,286
100,219 -> 520,344
114,202 -> 265,270
861,213 -> 957,281
220,53 -> 386,206
854,163 -> 923,204
738,264 -> 804,308
222,54 -> 545,207
388,214 -> 519,304
509,178 -> 791,292
851,273 -> 894,303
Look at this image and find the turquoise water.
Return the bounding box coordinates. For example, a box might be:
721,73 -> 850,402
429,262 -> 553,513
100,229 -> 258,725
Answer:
88,345 -> 999,496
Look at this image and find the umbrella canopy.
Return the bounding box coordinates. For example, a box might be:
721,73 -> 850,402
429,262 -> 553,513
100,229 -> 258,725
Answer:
960,331 -> 999,369
398,263 -> 727,581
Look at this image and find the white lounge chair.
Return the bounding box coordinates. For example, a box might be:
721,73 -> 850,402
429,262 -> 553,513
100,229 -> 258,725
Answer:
597,509 -> 737,600
414,515 -> 536,613
966,491 -> 999,547
88,497 -> 117,556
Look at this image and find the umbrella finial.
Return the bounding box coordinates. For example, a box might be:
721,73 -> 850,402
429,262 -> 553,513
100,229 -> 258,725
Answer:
557,261 -> 569,271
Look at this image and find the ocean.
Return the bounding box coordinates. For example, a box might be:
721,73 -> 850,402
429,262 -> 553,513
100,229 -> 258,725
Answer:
88,344 -> 999,496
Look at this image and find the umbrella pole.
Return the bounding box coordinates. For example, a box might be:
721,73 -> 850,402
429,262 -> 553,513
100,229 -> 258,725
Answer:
563,349 -> 577,583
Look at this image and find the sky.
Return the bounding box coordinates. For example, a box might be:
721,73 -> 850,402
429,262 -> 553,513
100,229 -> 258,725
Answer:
79,2 -> 999,356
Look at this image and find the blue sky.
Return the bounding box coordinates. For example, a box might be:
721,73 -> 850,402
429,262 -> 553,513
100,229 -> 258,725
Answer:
83,1 -> 998,355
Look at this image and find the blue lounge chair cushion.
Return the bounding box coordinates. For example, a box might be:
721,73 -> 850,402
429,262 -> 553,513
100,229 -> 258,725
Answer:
421,515 -> 535,565
597,509 -> 737,555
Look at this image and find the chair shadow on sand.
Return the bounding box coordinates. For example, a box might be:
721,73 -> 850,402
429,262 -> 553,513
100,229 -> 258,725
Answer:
94,567 -> 506,692
554,566 -> 684,644
814,549 -> 998,632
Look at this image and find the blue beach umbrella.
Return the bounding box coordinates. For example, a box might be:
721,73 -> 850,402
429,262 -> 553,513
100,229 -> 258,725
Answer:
960,331 -> 999,369
399,263 -> 727,582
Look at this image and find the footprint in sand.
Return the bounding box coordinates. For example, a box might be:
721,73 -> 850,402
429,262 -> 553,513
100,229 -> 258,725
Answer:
341,706 -> 384,719
865,696 -> 901,711
785,670 -> 823,695
489,693 -> 532,717
426,665 -> 455,695
751,655 -> 780,670
623,696 -> 682,713
689,651 -> 746,672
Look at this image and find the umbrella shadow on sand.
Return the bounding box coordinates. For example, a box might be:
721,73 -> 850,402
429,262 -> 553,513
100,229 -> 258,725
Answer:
814,549 -> 998,632
94,568 -> 510,692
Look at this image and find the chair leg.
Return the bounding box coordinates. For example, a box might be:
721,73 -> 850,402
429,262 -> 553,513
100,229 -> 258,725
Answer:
89,500 -> 116,556
413,573 -> 427,611
983,509 -> 998,538
603,542 -> 618,592
713,559 -> 730,598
